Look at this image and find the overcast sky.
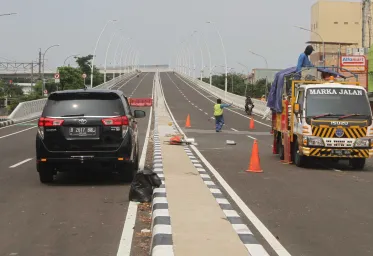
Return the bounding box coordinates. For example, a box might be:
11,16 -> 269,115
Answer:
0,0 -> 361,74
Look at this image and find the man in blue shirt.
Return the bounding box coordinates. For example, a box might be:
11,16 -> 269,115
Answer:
296,45 -> 314,73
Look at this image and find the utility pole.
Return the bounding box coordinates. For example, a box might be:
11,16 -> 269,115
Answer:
38,49 -> 42,78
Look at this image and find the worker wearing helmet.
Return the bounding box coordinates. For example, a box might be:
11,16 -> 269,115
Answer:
214,99 -> 232,132
296,45 -> 315,73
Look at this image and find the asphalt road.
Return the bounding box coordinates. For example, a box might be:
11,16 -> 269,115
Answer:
0,72 -> 153,256
161,72 -> 373,256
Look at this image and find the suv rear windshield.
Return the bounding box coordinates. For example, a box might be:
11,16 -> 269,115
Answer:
42,92 -> 125,117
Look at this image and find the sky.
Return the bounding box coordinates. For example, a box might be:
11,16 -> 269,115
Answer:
0,0 -> 362,75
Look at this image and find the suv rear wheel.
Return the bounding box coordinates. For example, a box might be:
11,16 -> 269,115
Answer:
37,164 -> 54,183
119,147 -> 139,182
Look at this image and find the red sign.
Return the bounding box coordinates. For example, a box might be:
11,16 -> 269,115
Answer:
9,80 -> 12,84
54,73 -> 60,79
128,98 -> 153,107
82,73 -> 87,79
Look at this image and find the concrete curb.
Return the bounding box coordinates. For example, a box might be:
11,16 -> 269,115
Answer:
181,146 -> 270,255
150,116 -> 175,256
0,120 -> 14,127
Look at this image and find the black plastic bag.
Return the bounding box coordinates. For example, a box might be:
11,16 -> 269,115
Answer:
145,173 -> 162,188
129,172 -> 153,203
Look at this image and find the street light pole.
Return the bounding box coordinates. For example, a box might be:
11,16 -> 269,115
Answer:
202,30 -> 212,87
193,30 -> 205,81
237,62 -> 249,96
294,25 -> 325,67
64,54 -> 79,66
0,13 -> 17,17
42,44 -> 60,96
207,21 -> 228,100
104,29 -> 120,83
249,50 -> 269,96
90,19 -> 117,88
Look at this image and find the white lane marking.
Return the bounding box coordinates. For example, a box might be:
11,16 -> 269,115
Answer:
231,128 -> 238,132
333,169 -> 342,172
116,201 -> 138,256
0,119 -> 38,130
160,74 -> 290,256
0,126 -> 37,140
116,73 -> 154,256
116,74 -> 138,90
247,135 -> 257,140
173,74 -> 271,128
9,158 -> 33,168
199,108 -> 203,111
204,112 -> 208,115
130,72 -> 149,96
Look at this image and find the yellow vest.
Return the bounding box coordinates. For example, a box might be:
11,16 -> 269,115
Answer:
214,104 -> 223,116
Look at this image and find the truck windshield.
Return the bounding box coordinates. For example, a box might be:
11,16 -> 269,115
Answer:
305,87 -> 371,119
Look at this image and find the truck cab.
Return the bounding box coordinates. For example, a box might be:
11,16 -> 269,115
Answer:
270,67 -> 373,170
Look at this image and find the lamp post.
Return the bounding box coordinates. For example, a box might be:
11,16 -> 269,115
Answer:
104,29 -> 121,83
42,44 -> 60,96
207,21 -> 228,100
113,36 -> 130,78
249,50 -> 269,96
0,13 -> 17,17
90,19 -> 117,88
192,30 -> 205,81
201,30 -> 212,87
64,54 -> 79,66
294,25 -> 325,67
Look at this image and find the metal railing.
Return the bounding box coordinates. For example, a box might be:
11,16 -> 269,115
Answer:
7,72 -> 137,122
175,72 -> 269,116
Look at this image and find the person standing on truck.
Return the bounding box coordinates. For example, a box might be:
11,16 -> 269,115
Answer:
214,99 -> 232,132
296,45 -> 315,73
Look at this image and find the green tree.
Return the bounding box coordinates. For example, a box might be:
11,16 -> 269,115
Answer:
58,66 -> 84,90
75,55 -> 103,86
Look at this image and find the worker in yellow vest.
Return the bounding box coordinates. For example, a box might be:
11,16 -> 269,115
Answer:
214,99 -> 232,132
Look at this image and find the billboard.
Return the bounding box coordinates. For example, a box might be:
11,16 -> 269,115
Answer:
340,56 -> 366,73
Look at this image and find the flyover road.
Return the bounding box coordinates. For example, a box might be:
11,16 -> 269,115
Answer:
160,71 -> 373,256
0,72 -> 153,256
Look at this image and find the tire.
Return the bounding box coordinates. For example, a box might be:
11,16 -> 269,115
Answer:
119,148 -> 139,182
293,141 -> 307,167
37,164 -> 54,184
349,158 -> 365,170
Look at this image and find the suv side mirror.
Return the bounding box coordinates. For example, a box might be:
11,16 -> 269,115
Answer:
294,103 -> 301,114
134,110 -> 146,118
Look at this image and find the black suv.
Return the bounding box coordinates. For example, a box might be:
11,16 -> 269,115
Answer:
36,89 -> 146,183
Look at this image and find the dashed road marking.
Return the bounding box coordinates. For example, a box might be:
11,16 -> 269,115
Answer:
9,158 -> 33,168
231,128 -> 239,132
247,135 -> 257,140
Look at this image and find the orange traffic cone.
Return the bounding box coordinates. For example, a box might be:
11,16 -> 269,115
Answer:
246,140 -> 263,173
249,118 -> 255,130
185,114 -> 191,128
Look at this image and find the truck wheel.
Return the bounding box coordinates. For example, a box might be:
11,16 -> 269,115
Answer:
37,164 -> 54,184
349,158 -> 365,170
293,141 -> 307,167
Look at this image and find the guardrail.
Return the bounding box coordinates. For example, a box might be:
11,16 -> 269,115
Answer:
175,72 -> 269,116
7,72 -> 137,122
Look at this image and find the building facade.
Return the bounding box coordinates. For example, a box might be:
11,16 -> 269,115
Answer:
309,0 -> 371,89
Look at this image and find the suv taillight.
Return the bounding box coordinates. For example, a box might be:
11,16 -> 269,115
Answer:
101,116 -> 129,126
38,117 -> 64,127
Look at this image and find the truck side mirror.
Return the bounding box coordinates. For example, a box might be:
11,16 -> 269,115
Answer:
294,103 -> 300,114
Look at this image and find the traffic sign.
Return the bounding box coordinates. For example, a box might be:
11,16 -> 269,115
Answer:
9,80 -> 12,84
82,73 -> 87,79
54,73 -> 60,79
43,90 -> 48,96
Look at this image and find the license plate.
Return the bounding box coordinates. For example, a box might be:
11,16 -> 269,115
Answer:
332,150 -> 343,155
69,127 -> 97,137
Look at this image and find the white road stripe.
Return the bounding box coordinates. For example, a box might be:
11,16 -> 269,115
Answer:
247,135 -> 257,140
0,126 -> 37,140
204,112 -> 208,115
163,72 -> 290,256
116,72 -> 154,256
231,128 -> 238,132
9,158 -> 33,168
